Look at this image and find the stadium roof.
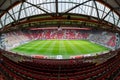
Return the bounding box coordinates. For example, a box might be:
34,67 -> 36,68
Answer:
0,0 -> 120,32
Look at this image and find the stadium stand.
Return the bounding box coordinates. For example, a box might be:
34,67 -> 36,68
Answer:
0,48 -> 120,80
4,29 -> 117,50
0,28 -> 119,80
1,0 -> 120,79
0,29 -> 120,80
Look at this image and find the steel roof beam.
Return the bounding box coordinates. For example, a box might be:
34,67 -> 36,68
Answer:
25,1 -> 50,14
22,3 -> 28,18
4,13 -> 7,26
64,0 -> 92,14
116,18 -> 120,26
18,2 -> 23,21
0,18 -> 4,28
93,0 -> 100,19
102,10 -> 111,20
10,0 -> 17,20
101,6 -> 106,19
7,11 -> 16,22
55,0 -> 58,16
112,12 -> 116,25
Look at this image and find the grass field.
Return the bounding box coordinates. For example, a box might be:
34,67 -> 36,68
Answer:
11,40 -> 110,59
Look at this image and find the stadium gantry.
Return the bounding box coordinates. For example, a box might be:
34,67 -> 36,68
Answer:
0,0 -> 120,80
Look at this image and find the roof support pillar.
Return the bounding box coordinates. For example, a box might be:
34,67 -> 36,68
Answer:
55,0 -> 58,16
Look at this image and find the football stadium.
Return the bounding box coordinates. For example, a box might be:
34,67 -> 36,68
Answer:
0,0 -> 120,80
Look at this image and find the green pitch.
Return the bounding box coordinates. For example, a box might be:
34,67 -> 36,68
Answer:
11,40 -> 110,59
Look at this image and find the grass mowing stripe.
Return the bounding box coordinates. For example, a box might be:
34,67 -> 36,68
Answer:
36,40 -> 51,50
73,40 -> 88,54
35,40 -> 53,55
66,40 -> 82,55
63,40 -> 75,55
61,40 -> 68,58
44,40 -> 56,56
51,40 -> 60,55
78,40 -> 95,54
11,40 -> 110,59
73,40 -> 108,54
24,40 -> 47,55
12,40 -> 51,55
58,40 -> 68,58
59,40 -> 62,54
85,42 -> 109,53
